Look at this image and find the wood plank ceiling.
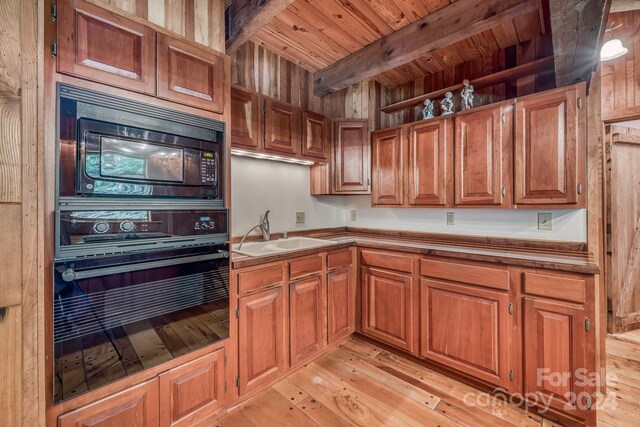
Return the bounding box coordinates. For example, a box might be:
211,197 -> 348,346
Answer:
247,0 -> 545,87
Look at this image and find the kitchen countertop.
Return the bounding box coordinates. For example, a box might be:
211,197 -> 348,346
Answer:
230,231 -> 599,274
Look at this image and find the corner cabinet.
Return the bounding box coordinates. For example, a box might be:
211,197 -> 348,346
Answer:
514,83 -> 586,207
372,127 -> 404,206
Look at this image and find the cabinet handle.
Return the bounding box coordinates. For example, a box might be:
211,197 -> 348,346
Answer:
0,307 -> 6,321
501,113 -> 506,124
501,187 -> 506,197
577,96 -> 582,109
577,183 -> 582,195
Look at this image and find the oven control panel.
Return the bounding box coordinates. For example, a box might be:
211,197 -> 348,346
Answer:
200,152 -> 217,184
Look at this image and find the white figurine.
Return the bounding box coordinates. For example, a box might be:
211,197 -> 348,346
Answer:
421,99 -> 434,119
461,79 -> 474,110
440,92 -> 454,115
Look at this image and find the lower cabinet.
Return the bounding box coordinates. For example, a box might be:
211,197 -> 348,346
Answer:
58,379 -> 159,427
238,286 -> 285,396
289,275 -> 324,367
158,350 -> 225,427
361,266 -> 415,352
419,278 -> 512,390
327,265 -> 354,344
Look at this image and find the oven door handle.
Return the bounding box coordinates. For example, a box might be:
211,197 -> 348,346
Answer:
61,251 -> 229,282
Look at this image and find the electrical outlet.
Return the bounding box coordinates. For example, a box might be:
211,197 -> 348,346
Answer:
446,212 -> 455,226
538,213 -> 552,230
350,209 -> 357,221
295,211 -> 305,224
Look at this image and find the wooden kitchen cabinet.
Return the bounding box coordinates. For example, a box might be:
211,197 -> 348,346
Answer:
455,103 -> 512,207
361,266 -> 415,352
157,33 -> 225,114
333,119 -> 371,193
238,286 -> 285,396
523,297 -> 590,416
327,265 -> 354,344
58,379 -> 159,427
514,83 -> 586,206
419,278 -> 512,389
289,275 -> 324,367
264,98 -> 302,156
231,86 -> 262,151
372,127 -> 404,206
159,350 -> 225,427
407,117 -> 453,206
302,110 -> 330,161
57,0 -> 156,95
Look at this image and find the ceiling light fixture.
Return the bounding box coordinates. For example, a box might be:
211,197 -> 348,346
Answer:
601,22 -> 628,62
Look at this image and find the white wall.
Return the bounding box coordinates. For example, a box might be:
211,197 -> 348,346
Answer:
231,158 -> 587,242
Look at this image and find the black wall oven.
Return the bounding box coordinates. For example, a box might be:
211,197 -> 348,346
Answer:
53,84 -> 229,404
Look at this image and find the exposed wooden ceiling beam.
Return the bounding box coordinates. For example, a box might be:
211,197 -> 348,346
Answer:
611,0 -> 640,12
225,0 -> 294,53
549,0 -> 611,88
313,0 -> 541,97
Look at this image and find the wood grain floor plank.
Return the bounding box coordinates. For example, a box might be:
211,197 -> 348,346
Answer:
295,396 -> 355,427
272,378 -> 309,405
238,388 -> 318,427
211,408 -> 255,427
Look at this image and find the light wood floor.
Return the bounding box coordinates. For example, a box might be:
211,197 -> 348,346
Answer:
213,334 -> 640,427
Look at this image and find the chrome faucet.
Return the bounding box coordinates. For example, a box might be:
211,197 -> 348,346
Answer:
238,210 -> 270,250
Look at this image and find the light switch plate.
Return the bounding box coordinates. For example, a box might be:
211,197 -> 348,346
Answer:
350,209 -> 357,221
538,213 -> 552,230
447,212 -> 455,226
296,211 -> 305,224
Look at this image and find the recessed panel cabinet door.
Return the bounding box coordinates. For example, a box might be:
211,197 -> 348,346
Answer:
157,34 -> 225,114
264,98 -> 302,155
231,86 -> 261,151
57,0 -> 156,94
334,120 -> 370,193
514,84 -> 585,206
372,128 -> 404,206
302,111 -> 330,160
408,118 -> 453,206
238,287 -> 284,396
361,267 -> 415,352
58,379 -> 159,427
420,279 -> 512,390
327,266 -> 354,344
159,350 -> 225,427
523,297 -> 589,417
289,275 -> 324,367
455,104 -> 512,206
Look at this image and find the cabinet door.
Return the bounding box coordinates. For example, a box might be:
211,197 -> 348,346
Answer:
57,0 -> 156,95
327,266 -> 354,344
289,275 -> 324,367
159,350 -> 225,427
372,128 -> 404,206
514,84 -> 585,206
157,34 -> 225,114
231,87 -> 261,151
455,104 -> 512,206
238,287 -> 284,396
361,267 -> 415,352
302,111 -> 329,160
58,379 -> 159,427
408,118 -> 453,206
420,279 -> 512,389
264,98 -> 302,155
523,297 -> 589,416
334,120 -> 370,193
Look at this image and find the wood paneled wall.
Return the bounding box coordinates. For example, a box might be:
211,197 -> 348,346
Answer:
87,0 -> 226,52
0,0 -> 41,426
601,11 -> 640,122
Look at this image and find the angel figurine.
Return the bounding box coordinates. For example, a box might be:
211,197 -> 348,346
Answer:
421,99 -> 434,119
461,79 -> 474,110
440,92 -> 454,115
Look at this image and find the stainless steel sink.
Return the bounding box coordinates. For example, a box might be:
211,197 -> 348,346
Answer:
232,237 -> 338,257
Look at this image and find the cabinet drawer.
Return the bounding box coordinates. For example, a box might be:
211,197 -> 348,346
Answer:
237,263 -> 283,294
522,271 -> 586,303
420,258 -> 509,291
289,254 -> 323,280
327,249 -> 352,270
361,250 -> 413,273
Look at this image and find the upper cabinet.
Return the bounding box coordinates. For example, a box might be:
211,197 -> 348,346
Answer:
302,111 -> 330,160
264,98 -> 302,156
56,0 -> 227,113
408,118 -> 453,207
372,127 -> 404,206
58,0 -> 156,95
514,83 -> 586,207
157,34 -> 225,114
231,86 -> 262,151
334,120 -> 370,193
455,103 -> 512,207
